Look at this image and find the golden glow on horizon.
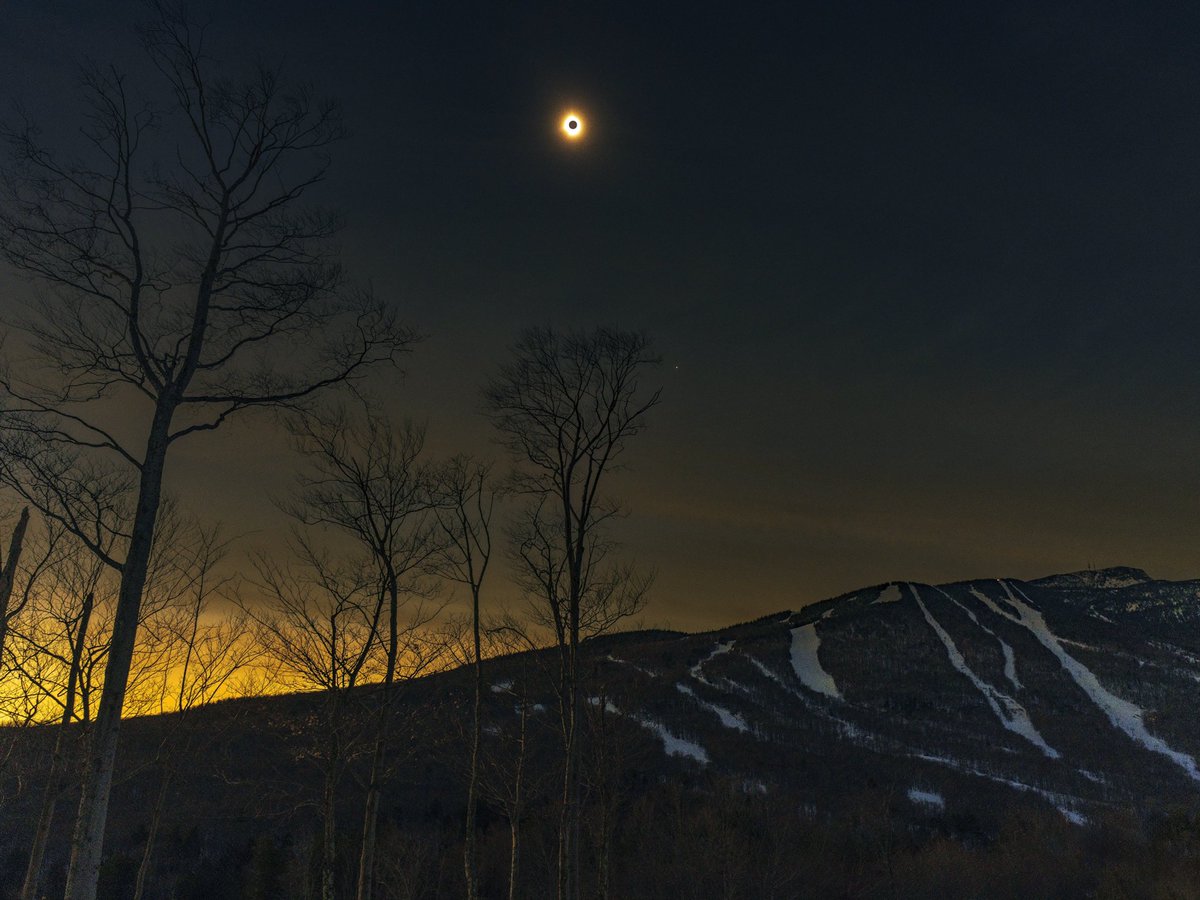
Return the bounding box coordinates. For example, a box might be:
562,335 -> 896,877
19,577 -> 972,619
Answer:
560,111 -> 585,140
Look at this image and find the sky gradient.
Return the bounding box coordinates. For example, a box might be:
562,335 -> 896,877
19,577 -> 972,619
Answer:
3,1 -> 1200,629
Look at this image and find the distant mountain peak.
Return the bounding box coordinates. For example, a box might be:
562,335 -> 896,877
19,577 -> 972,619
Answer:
1030,566 -> 1152,590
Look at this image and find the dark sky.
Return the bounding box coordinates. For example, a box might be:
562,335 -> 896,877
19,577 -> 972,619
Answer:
4,1 -> 1200,628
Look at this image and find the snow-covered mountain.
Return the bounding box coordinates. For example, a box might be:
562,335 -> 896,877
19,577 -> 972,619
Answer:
6,566 -> 1200,896
577,567 -> 1200,829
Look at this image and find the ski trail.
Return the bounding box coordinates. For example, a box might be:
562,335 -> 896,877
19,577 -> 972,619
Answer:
676,683 -> 750,732
982,581 -> 1200,783
746,656 -> 864,740
913,751 -> 1086,825
915,589 -> 1058,758
605,654 -> 658,678
690,640 -> 735,687
952,587 -> 1022,690
590,698 -> 708,764
789,623 -> 842,699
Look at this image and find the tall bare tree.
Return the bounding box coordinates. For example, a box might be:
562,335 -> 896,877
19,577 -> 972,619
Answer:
246,539 -> 382,900
0,6 -> 414,896
17,560 -> 100,900
483,326 -> 659,900
477,622 -> 547,900
282,407 -> 439,900
431,456 -> 498,900
10,495 -> 189,899
0,506 -> 32,663
132,526 -> 255,900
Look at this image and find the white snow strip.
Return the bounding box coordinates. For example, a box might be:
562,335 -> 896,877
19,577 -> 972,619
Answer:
590,697 -> 708,764
907,788 -> 945,809
954,588 -> 1022,690
789,624 -> 842,699
995,581 -> 1200,783
690,640 -> 735,686
605,654 -> 657,677
913,752 -> 1086,822
745,656 -> 865,740
1058,807 -> 1088,826
876,583 -> 904,604
1152,641 -> 1200,668
747,655 -> 789,688
916,591 -> 1059,758
676,683 -> 749,732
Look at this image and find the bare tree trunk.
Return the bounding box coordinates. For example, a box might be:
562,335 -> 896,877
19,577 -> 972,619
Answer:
597,802 -> 611,900
132,754 -> 175,900
20,589 -> 93,900
558,569 -> 583,900
558,645 -> 581,900
65,418 -> 170,900
356,734 -> 383,900
323,726 -> 340,900
464,584 -> 482,900
507,698 -> 527,900
0,506 -> 30,662
356,574 -> 398,900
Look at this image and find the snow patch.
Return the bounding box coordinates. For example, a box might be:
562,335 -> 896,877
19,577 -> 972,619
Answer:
875,583 -> 904,604
489,680 -> 513,693
677,683 -> 749,732
789,624 -> 842,699
907,788 -> 944,809
1058,807 -> 1088,826
605,654 -> 657,677
590,697 -> 708,764
690,640 -> 735,686
746,656 -> 866,741
914,752 -> 1086,821
916,590 -> 1059,759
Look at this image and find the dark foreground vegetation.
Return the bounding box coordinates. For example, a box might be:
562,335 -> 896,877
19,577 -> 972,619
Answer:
2,662 -> 1200,900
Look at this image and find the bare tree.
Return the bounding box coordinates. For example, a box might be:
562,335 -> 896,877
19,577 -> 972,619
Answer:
0,506 -> 32,663
9,502 -> 216,899
483,326 -> 660,900
282,406 -> 440,900
132,526 -> 256,900
0,6 -> 414,896
11,493 -> 126,899
478,621 -> 549,900
17,571 -> 99,900
245,539 -> 382,900
431,456 -> 498,900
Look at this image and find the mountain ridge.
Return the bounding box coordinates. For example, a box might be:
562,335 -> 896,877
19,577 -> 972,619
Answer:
4,564 -> 1200,896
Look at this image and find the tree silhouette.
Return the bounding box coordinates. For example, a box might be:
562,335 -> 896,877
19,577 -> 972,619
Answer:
0,6 -> 414,897
484,325 -> 659,900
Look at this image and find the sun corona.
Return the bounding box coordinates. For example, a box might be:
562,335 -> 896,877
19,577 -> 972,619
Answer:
560,111 -> 585,140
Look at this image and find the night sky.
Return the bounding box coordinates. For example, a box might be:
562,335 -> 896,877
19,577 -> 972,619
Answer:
4,1 -> 1200,628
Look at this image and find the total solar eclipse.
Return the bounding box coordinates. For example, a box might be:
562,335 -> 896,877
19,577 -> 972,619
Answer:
560,111 -> 585,140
